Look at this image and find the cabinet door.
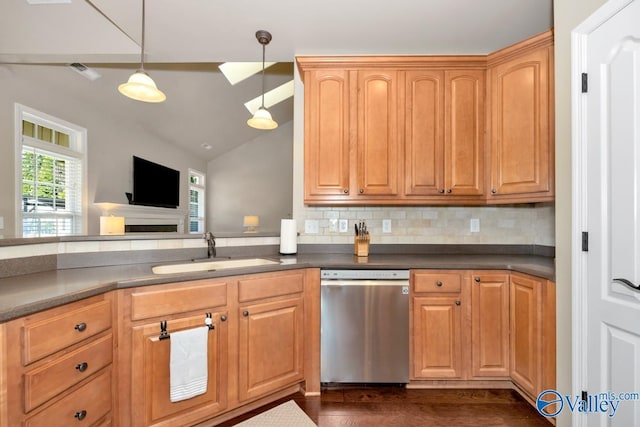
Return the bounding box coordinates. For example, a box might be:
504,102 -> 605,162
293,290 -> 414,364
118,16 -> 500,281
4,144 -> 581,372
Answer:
356,70 -> 400,196
238,296 -> 304,402
489,46 -> 554,199
129,312 -> 228,427
509,273 -> 542,397
445,70 -> 485,196
404,70 -> 444,196
470,273 -> 509,377
412,296 -> 463,379
304,69 -> 351,200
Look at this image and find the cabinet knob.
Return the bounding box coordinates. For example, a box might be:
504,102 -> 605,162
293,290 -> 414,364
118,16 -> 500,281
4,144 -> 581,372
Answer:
75,362 -> 89,372
242,310 -> 249,317
474,277 -> 480,283
74,322 -> 87,332
455,300 -> 461,306
74,410 -> 87,421
491,188 -> 497,194
447,189 -> 452,194
438,189 -> 445,194
359,188 -> 364,194
343,188 -> 349,194
436,281 -> 443,287
221,315 -> 227,322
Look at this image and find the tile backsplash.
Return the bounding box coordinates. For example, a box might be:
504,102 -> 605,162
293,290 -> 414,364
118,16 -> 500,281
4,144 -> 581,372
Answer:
296,203 -> 555,246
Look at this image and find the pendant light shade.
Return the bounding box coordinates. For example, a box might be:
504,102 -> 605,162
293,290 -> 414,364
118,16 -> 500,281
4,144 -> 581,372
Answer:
118,0 -> 166,103
247,30 -> 278,130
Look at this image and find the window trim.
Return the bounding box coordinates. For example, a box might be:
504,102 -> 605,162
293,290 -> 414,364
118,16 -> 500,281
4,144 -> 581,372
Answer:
14,103 -> 88,237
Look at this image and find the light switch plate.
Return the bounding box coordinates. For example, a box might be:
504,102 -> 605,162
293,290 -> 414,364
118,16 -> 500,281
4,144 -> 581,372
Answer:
382,219 -> 392,233
304,219 -> 319,234
470,218 -> 480,233
338,219 -> 349,233
329,218 -> 338,232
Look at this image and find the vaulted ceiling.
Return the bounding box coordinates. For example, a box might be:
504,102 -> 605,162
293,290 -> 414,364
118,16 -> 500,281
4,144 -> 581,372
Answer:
0,0 -> 553,159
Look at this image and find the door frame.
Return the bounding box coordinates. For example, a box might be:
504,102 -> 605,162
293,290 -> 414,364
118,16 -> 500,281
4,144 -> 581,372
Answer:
571,1 -> 636,426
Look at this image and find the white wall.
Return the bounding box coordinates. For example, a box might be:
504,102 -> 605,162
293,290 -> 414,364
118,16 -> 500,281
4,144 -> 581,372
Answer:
207,120 -> 294,233
554,1 -> 608,426
0,65 -> 207,237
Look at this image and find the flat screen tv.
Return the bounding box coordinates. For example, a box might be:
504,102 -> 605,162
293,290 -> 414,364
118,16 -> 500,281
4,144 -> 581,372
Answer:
132,156 -> 180,208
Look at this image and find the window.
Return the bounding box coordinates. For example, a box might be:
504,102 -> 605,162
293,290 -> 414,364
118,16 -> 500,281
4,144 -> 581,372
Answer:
16,104 -> 87,237
188,169 -> 206,234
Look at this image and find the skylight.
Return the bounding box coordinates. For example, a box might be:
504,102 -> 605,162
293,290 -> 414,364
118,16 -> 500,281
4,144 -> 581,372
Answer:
218,62 -> 276,86
244,80 -> 294,115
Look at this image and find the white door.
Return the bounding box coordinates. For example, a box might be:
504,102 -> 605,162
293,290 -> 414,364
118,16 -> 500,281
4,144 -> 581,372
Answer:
574,0 -> 640,426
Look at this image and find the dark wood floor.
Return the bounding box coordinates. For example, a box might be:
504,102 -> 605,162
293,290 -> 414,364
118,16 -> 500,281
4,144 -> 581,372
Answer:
218,386 -> 553,426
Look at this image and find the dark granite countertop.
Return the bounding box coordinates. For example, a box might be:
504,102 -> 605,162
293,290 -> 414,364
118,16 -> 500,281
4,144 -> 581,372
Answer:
0,252 -> 554,323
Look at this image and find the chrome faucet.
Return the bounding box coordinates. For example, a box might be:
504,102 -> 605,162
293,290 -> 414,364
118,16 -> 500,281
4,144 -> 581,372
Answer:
204,232 -> 216,258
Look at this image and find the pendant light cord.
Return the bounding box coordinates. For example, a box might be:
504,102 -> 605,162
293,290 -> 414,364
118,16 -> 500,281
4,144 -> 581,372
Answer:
140,0 -> 146,71
260,42 -> 266,108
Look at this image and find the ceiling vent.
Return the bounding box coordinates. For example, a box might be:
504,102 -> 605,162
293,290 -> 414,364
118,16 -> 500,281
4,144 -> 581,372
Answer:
68,63 -> 101,81
26,0 -> 71,4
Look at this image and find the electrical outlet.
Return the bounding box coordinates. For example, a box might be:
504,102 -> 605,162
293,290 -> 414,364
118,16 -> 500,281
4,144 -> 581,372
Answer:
329,218 -> 338,232
338,219 -> 349,233
470,218 -> 480,233
304,219 -> 319,234
382,219 -> 392,233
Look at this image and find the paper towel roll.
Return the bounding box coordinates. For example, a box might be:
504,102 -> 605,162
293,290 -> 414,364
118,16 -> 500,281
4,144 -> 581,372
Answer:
280,219 -> 297,255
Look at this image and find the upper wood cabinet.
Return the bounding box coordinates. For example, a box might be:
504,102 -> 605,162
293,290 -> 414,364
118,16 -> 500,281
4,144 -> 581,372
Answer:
404,69 -> 485,199
303,69 -> 351,200
487,33 -> 555,202
302,68 -> 400,203
297,29 -> 553,206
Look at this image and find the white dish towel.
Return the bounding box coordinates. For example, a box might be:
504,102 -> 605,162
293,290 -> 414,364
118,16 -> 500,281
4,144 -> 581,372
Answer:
169,326 -> 209,402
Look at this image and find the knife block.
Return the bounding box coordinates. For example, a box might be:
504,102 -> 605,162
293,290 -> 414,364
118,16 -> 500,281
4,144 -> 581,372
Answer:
353,236 -> 370,257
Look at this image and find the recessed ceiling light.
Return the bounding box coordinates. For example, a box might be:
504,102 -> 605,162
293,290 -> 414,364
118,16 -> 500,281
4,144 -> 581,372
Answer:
219,62 -> 275,86
244,80 -> 294,115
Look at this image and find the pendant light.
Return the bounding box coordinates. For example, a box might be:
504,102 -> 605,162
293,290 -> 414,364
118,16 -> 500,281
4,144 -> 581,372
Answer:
247,30 -> 278,130
118,0 -> 166,103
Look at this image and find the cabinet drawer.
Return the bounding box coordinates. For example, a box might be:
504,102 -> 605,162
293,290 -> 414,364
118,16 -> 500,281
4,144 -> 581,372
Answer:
24,368 -> 111,427
23,299 -> 112,365
131,279 -> 228,320
24,334 -> 113,412
238,270 -> 304,302
413,271 -> 462,293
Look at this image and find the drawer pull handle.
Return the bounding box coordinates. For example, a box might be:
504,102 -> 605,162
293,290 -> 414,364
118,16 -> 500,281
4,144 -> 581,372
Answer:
76,362 -> 89,372
242,310 -> 249,317
74,410 -> 87,420
436,281 -> 443,287
74,322 -> 87,332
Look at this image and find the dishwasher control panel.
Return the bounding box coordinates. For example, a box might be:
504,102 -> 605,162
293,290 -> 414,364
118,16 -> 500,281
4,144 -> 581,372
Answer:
320,269 -> 409,280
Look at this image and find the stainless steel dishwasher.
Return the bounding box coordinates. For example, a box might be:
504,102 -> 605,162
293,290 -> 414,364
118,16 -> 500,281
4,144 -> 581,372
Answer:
320,269 -> 410,384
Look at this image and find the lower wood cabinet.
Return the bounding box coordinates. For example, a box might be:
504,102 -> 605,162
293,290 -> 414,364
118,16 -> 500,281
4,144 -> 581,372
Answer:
411,270 -> 466,379
411,269 -> 555,401
238,295 -> 305,402
128,312 -> 228,427
117,269 -> 311,427
2,293 -> 115,427
510,272 -> 556,400
470,272 -> 510,378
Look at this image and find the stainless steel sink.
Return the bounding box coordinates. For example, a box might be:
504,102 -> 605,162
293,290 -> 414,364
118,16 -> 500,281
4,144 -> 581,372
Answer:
151,258 -> 279,275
